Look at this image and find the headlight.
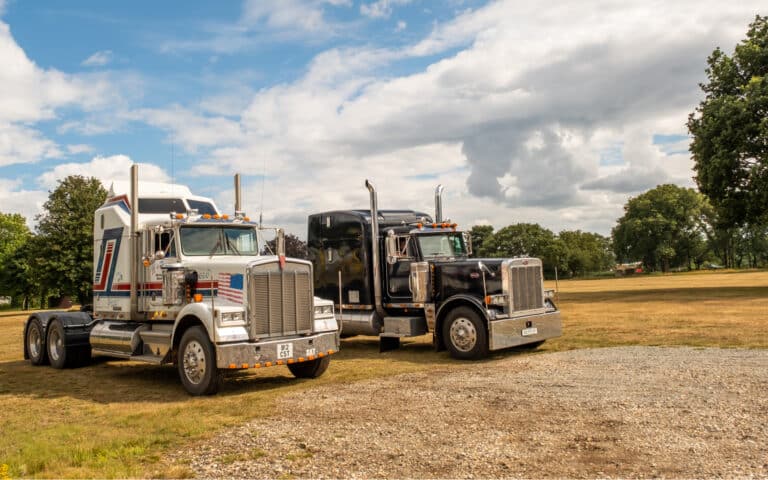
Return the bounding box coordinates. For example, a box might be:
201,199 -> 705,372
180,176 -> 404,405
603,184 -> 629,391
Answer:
314,304 -> 334,316
485,294 -> 508,306
217,310 -> 245,324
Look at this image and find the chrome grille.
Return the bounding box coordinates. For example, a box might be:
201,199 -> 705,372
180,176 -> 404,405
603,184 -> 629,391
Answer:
248,262 -> 313,338
503,258 -> 545,315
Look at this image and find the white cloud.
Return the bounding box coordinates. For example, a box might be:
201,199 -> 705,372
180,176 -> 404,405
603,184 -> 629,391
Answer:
395,20 -> 407,32
81,50 -> 113,67
0,178 -> 47,227
360,0 -> 412,19
0,20 -> 118,167
0,123 -> 61,166
66,144 -> 95,155
38,155 -> 170,190
129,0 -> 765,235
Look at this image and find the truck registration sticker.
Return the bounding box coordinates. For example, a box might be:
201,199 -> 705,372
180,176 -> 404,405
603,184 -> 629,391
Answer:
306,348 -> 317,357
277,343 -> 293,359
521,327 -> 538,336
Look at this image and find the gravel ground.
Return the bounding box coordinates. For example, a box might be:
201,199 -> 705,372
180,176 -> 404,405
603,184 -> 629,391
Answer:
168,347 -> 768,478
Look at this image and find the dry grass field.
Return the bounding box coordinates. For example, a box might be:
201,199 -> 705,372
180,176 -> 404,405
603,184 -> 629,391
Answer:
0,270 -> 766,478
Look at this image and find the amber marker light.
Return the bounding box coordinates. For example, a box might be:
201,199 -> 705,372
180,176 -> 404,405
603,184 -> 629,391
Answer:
203,213 -> 211,219
175,213 -> 184,219
244,216 -> 250,221
222,214 -> 229,220
193,293 -> 203,302
229,363 -> 237,369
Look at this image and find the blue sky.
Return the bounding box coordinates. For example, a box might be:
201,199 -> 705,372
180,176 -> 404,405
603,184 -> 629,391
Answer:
0,0 -> 764,237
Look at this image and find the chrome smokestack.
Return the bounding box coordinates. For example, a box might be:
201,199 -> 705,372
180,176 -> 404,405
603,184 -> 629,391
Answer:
435,184 -> 444,223
130,164 -> 139,317
234,173 -> 242,213
365,180 -> 386,320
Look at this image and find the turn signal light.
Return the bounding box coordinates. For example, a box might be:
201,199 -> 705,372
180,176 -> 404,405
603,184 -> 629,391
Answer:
175,213 -> 184,219
193,293 -> 203,302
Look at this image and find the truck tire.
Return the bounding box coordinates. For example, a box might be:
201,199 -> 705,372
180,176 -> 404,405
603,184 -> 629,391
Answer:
442,306 -> 489,360
288,356 -> 331,379
178,326 -> 222,396
26,318 -> 48,366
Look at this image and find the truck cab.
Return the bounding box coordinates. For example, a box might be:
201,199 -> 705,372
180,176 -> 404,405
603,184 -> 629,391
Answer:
24,167 -> 340,395
308,181 -> 561,359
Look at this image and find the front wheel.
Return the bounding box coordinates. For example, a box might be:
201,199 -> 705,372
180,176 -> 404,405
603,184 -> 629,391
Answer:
442,306 -> 489,360
288,356 -> 331,378
177,326 -> 222,396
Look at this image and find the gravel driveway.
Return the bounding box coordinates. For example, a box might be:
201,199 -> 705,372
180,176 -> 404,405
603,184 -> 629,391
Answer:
169,347 -> 767,478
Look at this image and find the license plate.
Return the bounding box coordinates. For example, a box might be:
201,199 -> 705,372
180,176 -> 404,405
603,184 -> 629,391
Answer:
521,327 -> 538,336
277,343 -> 293,359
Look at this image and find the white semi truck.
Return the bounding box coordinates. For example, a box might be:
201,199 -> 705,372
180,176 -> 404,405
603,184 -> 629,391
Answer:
23,165 -> 340,395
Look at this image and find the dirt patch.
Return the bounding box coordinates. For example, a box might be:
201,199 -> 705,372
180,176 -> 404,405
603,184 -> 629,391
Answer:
167,346 -> 768,478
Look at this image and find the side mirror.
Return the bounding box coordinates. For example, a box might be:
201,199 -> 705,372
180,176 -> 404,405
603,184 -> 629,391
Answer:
463,231 -> 473,256
276,228 -> 286,257
385,236 -> 398,264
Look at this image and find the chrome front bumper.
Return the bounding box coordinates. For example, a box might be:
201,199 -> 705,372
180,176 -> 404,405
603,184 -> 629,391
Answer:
488,310 -> 562,350
215,330 -> 340,369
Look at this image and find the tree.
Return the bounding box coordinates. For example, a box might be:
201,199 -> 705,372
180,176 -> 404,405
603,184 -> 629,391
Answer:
469,225 -> 494,257
688,15 -> 768,228
612,185 -> 711,272
35,176 -> 107,305
0,212 -> 30,264
0,213 -> 32,304
558,230 -> 614,277
479,223 -> 564,277
263,233 -> 308,259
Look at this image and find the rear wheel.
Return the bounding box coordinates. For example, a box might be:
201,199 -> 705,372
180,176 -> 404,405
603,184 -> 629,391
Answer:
47,320 -> 68,369
288,356 -> 331,378
178,326 -> 222,396
26,318 -> 48,366
443,306 -> 489,360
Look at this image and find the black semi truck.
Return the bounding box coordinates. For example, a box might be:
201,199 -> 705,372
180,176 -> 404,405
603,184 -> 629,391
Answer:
307,181 -> 562,359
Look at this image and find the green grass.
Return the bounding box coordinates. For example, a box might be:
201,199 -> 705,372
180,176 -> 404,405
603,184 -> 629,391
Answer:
0,269 -> 766,477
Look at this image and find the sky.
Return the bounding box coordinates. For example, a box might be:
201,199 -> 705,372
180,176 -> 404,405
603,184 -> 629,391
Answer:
0,0 -> 764,239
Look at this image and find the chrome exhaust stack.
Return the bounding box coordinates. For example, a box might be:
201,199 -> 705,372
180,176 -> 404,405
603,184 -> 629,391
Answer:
435,184 -> 444,223
365,180 -> 386,320
129,164 -> 139,317
234,173 -> 242,213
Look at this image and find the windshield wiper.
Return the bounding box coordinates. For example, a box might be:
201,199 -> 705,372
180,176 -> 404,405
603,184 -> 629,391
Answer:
208,238 -> 222,257
224,235 -> 241,255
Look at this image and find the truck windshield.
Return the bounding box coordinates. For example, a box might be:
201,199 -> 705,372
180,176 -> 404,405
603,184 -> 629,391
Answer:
180,226 -> 260,256
417,233 -> 467,258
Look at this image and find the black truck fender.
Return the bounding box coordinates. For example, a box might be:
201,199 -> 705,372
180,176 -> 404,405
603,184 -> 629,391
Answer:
24,311 -> 94,360
433,294 -> 490,351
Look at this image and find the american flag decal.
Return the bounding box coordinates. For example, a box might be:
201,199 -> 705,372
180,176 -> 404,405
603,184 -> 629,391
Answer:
217,273 -> 244,303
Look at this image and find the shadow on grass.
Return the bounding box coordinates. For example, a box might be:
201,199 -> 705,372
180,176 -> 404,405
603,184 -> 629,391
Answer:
0,336 -> 547,402
560,285 -> 768,304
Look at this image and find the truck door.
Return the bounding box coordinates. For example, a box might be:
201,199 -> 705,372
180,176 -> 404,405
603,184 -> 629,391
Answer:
141,230 -> 178,311
385,235 -> 415,301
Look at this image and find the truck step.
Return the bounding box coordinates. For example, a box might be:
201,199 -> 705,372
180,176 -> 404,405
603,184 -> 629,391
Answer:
382,316 -> 428,337
129,354 -> 165,365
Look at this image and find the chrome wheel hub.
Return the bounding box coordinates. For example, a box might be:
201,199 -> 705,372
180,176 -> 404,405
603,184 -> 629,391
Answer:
449,317 -> 477,352
49,328 -> 62,361
182,340 -> 207,385
29,327 -> 42,359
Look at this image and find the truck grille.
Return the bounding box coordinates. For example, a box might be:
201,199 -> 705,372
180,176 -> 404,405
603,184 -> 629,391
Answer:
504,259 -> 545,315
248,262 -> 313,338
